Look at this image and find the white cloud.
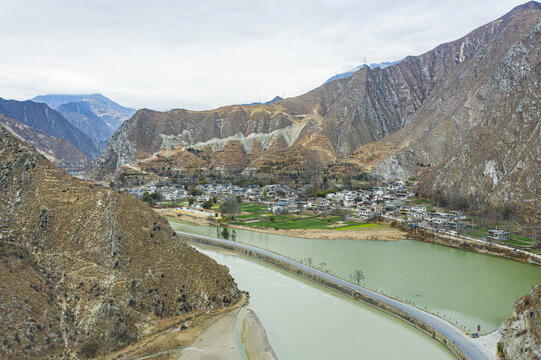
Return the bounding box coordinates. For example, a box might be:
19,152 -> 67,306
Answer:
0,0 -> 528,110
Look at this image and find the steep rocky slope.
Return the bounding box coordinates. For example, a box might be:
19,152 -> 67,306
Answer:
499,284 -> 541,359
56,101 -> 118,149
0,114 -> 90,173
32,94 -> 136,149
346,1 -> 541,221
0,127 -> 240,359
89,24 -> 468,180
0,98 -> 99,159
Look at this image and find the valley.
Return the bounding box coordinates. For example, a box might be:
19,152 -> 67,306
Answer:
1,1 -> 540,359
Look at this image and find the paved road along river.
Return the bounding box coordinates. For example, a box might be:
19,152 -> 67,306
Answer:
176,230 -> 495,360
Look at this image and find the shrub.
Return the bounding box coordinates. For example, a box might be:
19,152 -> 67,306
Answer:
79,340 -> 100,358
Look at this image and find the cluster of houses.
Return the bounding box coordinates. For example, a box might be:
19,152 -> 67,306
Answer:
126,180 -> 511,243
127,183 -> 188,201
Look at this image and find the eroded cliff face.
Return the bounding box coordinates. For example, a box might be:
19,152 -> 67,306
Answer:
88,19 -> 469,181
0,127 -> 240,359
499,284 -> 541,359
345,2 -> 541,221
89,0 -> 519,182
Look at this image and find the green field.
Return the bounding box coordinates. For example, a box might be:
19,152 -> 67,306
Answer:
510,233 -> 536,244
232,215 -> 377,231
466,227 -> 537,246
405,199 -> 434,210
502,239 -> 529,247
239,203 -> 270,215
466,228 -> 489,239
159,200 -> 188,206
335,223 -> 380,231
232,218 -> 327,230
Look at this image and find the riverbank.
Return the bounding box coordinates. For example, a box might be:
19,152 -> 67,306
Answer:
241,309 -> 278,360
179,307 -> 277,360
388,218 -> 541,266
161,208 -> 541,265
102,294 -> 276,360
159,209 -> 408,241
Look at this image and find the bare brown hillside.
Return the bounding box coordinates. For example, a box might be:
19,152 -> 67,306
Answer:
0,127 -> 240,359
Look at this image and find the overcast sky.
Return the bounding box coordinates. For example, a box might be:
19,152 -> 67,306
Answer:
0,0 -> 528,111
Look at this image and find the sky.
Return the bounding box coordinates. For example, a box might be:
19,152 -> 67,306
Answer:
0,0 -> 529,111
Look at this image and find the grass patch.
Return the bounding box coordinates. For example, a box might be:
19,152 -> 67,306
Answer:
466,228 -> 489,239
502,240 -> 529,247
259,214 -> 297,221
244,217 -> 338,230
334,223 -> 380,230
235,216 -> 366,230
239,203 -> 268,212
160,200 -> 188,206
510,234 -> 535,243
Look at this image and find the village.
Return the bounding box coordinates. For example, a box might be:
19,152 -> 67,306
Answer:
121,179 -> 537,248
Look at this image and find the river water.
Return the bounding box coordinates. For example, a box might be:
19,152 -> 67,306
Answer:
169,218 -> 541,334
196,244 -> 455,360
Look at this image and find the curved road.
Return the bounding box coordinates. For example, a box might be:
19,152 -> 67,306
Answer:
176,230 -> 494,360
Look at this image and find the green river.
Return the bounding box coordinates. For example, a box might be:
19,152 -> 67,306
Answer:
196,244 -> 455,359
169,218 -> 541,334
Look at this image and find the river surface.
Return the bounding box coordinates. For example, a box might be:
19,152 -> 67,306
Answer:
169,218 -> 541,333
195,244 -> 455,360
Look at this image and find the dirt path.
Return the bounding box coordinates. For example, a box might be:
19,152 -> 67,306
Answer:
177,307 -> 277,360
177,308 -> 241,360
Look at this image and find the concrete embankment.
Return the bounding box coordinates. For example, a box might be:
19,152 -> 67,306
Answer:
178,230 -> 494,360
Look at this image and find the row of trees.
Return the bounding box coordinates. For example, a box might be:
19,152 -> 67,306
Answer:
216,227 -> 237,241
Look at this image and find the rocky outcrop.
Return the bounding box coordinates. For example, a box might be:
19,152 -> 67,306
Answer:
0,127 -> 240,359
499,284 -> 541,359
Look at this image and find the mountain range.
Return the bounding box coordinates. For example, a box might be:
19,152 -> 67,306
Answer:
0,98 -> 99,160
324,61 -> 400,83
0,114 -> 91,173
87,2 -> 541,223
31,94 -> 136,149
0,95 -> 135,174
242,96 -> 284,106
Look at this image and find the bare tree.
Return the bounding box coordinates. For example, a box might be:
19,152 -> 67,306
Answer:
350,269 -> 365,285
220,197 -> 240,215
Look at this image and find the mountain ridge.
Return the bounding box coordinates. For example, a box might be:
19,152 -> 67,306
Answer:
0,97 -> 100,160
0,114 -> 91,173
88,2 -> 541,223
324,61 -> 400,84
0,126 -> 240,358
31,94 -> 136,148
